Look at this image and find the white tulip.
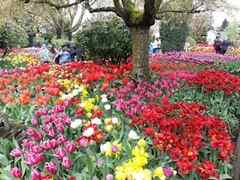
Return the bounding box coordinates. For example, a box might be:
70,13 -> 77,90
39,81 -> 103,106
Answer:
128,130 -> 140,140
100,142 -> 111,153
83,127 -> 94,137
101,97 -> 108,103
132,171 -> 145,180
104,104 -> 111,110
70,119 -> 82,129
112,117 -> 119,124
80,103 -> 84,107
101,94 -> 108,99
91,117 -> 102,125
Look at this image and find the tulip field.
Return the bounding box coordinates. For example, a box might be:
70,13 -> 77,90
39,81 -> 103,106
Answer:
1,48 -> 240,180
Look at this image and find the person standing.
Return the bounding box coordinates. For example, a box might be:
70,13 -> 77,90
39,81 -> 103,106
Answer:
58,47 -> 72,64
213,36 -> 222,54
219,39 -> 230,55
152,37 -> 161,54
39,44 -> 54,63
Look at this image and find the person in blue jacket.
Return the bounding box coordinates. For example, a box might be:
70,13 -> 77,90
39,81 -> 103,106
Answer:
55,46 -> 72,65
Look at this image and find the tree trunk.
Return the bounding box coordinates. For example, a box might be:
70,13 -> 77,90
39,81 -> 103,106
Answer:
56,29 -> 62,39
28,33 -> 35,47
130,26 -> 150,80
67,31 -> 72,41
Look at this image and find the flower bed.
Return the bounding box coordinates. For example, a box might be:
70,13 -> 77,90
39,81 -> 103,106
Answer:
152,52 -> 240,64
0,52 -> 238,180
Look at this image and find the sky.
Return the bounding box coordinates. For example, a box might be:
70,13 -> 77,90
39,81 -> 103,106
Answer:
213,0 -> 240,27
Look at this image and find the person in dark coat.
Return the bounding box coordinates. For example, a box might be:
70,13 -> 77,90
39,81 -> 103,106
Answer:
219,40 -> 230,55
69,44 -> 84,61
214,37 -> 222,54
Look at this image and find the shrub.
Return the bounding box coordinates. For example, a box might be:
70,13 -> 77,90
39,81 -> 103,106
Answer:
75,17 -> 132,64
160,19 -> 189,53
0,22 -> 28,48
51,38 -> 70,48
214,61 -> 240,76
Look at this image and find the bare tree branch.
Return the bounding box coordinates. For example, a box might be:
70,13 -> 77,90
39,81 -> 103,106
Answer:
159,8 -> 210,14
113,0 -> 124,15
143,0 -> 155,23
84,0 -> 120,16
26,0 -> 85,9
155,0 -> 163,12
155,1 -> 213,20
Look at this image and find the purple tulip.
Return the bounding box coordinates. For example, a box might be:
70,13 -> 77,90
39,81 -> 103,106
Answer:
163,167 -> 174,177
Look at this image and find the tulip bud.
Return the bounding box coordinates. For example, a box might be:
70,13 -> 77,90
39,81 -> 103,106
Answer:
45,162 -> 57,175
10,148 -> 22,158
11,167 -> 22,178
31,169 -> 41,180
106,174 -> 114,180
77,137 -> 89,148
62,157 -> 73,169
105,125 -> 113,132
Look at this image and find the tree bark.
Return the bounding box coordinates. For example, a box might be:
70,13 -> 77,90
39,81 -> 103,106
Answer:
130,26 -> 150,80
67,31 -> 72,41
27,33 -> 36,47
56,28 -> 62,39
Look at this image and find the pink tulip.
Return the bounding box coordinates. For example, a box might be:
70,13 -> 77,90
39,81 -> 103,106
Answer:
31,169 -> 41,180
56,123 -> 65,133
61,114 -> 71,125
53,105 -> 65,113
45,161 -> 57,175
31,118 -> 38,126
77,137 -> 89,148
26,128 -> 43,141
111,145 -> 119,153
26,153 -> 44,166
22,139 -> 34,149
42,140 -> 52,150
44,116 -> 52,125
62,157 -> 73,169
57,135 -> 67,144
31,145 -> 43,153
106,174 -> 114,180
10,148 -> 22,158
47,128 -> 55,137
65,142 -> 76,153
42,139 -> 58,150
11,167 -> 22,178
55,148 -> 66,159
35,108 -> 48,117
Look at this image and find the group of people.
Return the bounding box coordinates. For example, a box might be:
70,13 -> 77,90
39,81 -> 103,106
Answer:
39,44 -> 84,64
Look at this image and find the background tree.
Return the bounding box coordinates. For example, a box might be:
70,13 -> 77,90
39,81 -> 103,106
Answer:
22,0 -> 227,79
190,12 -> 213,43
33,1 -> 86,40
223,20 -> 240,46
0,0 -> 41,46
159,0 -> 193,52
220,18 -> 229,31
